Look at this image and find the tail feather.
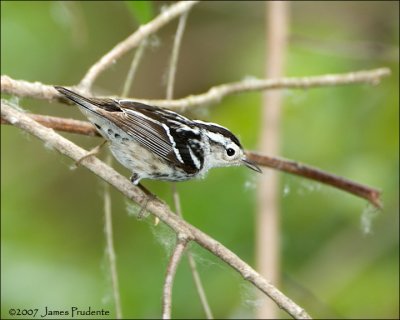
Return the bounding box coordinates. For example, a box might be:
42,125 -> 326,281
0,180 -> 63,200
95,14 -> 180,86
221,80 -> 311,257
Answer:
54,86 -> 121,113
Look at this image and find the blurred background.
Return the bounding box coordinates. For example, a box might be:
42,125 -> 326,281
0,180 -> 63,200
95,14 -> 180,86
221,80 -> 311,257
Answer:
1,1 -> 399,319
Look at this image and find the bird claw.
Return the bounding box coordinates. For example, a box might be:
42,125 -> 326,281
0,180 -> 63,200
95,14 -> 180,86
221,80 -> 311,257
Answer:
130,173 -> 140,185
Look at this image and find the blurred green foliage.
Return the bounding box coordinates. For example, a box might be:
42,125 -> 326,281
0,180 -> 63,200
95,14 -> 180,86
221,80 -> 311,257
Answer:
125,1 -> 154,25
1,1 -> 399,319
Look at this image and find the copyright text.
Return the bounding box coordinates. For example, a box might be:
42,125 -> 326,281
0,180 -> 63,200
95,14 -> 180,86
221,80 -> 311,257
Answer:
8,306 -> 111,318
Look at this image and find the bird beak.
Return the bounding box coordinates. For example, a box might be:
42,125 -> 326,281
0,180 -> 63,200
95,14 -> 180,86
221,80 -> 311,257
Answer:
242,158 -> 262,173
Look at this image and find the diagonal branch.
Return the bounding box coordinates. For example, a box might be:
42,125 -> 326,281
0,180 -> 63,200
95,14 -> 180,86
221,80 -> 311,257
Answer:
1,67 -> 391,110
1,101 -> 311,320
78,1 -> 199,91
1,111 -> 382,208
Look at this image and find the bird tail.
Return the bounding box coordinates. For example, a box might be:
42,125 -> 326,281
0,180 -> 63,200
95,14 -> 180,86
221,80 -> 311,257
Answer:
54,86 -> 121,113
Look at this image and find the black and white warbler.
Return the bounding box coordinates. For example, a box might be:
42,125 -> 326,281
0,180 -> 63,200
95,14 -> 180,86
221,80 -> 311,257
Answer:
55,86 -> 262,184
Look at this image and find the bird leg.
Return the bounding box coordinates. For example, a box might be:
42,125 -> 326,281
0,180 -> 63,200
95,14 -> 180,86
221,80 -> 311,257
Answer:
75,139 -> 108,166
135,182 -> 157,223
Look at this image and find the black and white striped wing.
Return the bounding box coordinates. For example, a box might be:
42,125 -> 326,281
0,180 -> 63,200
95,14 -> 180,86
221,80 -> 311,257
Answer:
107,101 -> 204,174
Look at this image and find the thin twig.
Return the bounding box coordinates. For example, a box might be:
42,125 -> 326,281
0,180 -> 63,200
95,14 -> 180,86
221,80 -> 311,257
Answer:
103,154 -> 123,319
2,101 -> 312,319
79,1 -> 199,91
1,68 -> 391,110
187,252 -> 214,319
162,237 -> 189,319
121,40 -> 147,97
0,112 -> 382,208
166,11 -> 189,100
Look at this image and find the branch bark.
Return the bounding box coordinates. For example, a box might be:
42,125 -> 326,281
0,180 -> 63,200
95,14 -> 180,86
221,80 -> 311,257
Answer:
2,101 -> 312,319
1,67 -> 391,110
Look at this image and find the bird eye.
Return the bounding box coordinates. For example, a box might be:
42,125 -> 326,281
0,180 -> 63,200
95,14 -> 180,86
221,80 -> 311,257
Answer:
226,148 -> 235,156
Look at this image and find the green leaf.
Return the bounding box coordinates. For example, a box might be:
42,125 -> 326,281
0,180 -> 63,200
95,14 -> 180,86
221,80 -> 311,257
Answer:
125,1 -> 154,25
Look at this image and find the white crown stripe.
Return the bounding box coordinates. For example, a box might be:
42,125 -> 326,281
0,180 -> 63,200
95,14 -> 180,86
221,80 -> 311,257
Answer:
204,131 -> 228,147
